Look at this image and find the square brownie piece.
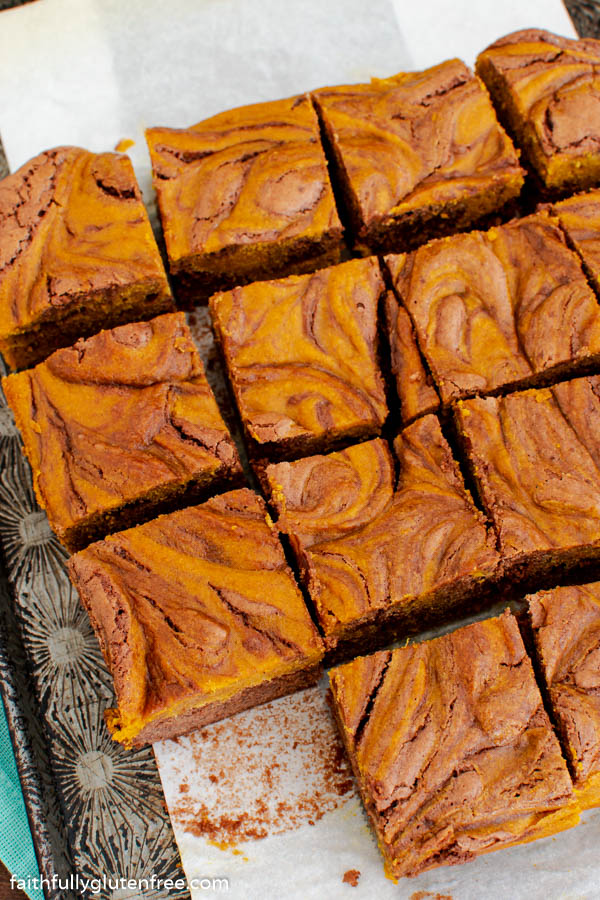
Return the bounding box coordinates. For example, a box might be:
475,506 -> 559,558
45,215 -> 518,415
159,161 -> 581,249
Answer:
2,312 -> 242,551
330,611 -> 579,879
528,583 -> 600,810
146,95 -> 343,304
549,189 -> 600,293
383,291 -> 440,424
312,59 -> 523,255
386,214 -> 600,405
477,29 -> 600,193
210,257 -> 388,461
454,377 -> 600,585
264,418 -> 499,658
0,147 -> 173,370
68,489 -> 324,747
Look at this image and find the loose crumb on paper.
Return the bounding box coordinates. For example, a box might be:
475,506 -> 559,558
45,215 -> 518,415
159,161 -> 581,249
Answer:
169,685 -> 355,847
342,869 -> 361,886
114,138 -> 135,152
410,892 -> 453,900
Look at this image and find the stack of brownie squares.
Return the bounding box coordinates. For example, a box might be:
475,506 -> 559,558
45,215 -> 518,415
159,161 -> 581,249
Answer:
2,25 -> 600,881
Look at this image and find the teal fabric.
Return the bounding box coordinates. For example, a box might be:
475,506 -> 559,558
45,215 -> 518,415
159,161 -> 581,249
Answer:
0,696 -> 43,900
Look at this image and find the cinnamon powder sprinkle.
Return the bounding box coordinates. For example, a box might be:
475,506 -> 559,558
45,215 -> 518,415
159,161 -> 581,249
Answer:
342,869 -> 360,886
170,685 -> 355,845
410,892 -> 453,900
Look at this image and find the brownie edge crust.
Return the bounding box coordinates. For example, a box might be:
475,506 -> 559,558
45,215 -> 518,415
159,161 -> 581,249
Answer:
68,490 -> 324,747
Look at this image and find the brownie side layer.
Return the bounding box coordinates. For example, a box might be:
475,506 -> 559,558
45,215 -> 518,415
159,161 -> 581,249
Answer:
330,611 -> 580,879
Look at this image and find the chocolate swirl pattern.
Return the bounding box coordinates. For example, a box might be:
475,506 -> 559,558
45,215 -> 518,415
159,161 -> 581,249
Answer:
210,257 -> 388,458
312,59 -> 523,250
387,215 -> 600,404
2,313 -> 241,550
0,147 -> 172,369
146,95 -> 342,293
330,612 -> 579,879
455,381 -> 600,561
529,584 -> 600,808
266,417 -> 499,650
68,489 -> 324,747
477,29 -> 600,190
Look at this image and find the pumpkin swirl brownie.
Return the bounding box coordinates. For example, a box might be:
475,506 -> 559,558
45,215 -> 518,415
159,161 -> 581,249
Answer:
547,189 -> 600,294
386,213 -> 600,406
210,257 -> 388,461
454,376 -> 600,586
329,611 -> 580,880
476,29 -> 600,193
2,312 -> 241,551
0,146 -> 172,370
68,489 -> 324,747
528,583 -> 600,811
311,59 -> 523,255
146,95 -> 343,304
264,419 -> 499,659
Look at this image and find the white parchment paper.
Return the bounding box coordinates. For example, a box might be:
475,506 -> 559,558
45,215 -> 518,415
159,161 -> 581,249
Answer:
0,1 -> 595,898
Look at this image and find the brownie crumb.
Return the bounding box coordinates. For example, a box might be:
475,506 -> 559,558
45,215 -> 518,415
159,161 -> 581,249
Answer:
410,892 -> 453,900
342,869 -> 360,887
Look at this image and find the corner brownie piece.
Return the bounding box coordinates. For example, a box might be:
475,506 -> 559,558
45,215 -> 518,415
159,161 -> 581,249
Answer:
2,312 -> 241,551
312,59 -> 523,255
330,611 -> 580,879
0,147 -> 172,370
146,95 -> 343,303
454,377 -> 600,586
386,214 -> 600,405
68,489 -> 324,747
549,189 -> 600,293
528,584 -> 600,810
264,419 -> 499,658
477,29 -> 600,193
210,258 -> 388,461
383,291 -> 439,424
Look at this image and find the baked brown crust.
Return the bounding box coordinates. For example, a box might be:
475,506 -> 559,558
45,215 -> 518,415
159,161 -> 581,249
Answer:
454,379 -> 600,569
386,214 -> 600,405
383,291 -> 439,423
146,95 -> 343,300
312,59 -> 523,253
3,312 -> 241,550
210,257 -> 388,460
265,419 -> 499,654
67,489 -> 324,747
330,611 -> 579,879
476,29 -> 600,191
0,147 -> 172,369
528,583 -> 600,808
